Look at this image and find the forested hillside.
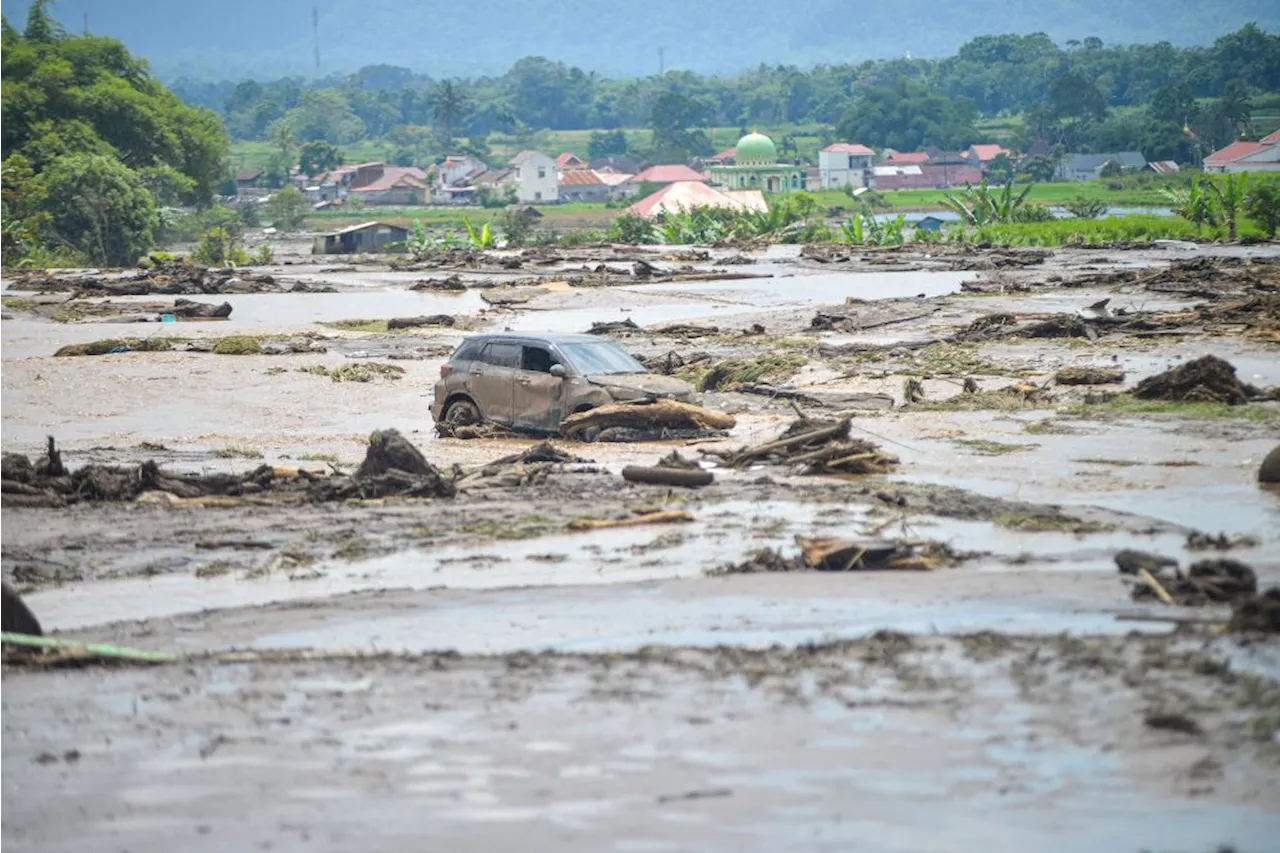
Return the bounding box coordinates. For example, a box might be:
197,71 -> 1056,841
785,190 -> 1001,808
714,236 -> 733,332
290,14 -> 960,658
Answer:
176,27 -> 1278,178
1,5 -> 229,266
3,0 -> 1278,79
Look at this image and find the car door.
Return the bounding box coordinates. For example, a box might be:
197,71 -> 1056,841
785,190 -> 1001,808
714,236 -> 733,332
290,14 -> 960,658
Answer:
467,341 -> 520,425
511,344 -> 568,432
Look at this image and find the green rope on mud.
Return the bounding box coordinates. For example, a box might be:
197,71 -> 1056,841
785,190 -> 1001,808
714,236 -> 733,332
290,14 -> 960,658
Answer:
1,632 -> 178,663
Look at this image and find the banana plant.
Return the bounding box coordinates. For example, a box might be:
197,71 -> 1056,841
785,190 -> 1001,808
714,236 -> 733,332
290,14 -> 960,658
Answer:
1160,175 -> 1219,230
463,217 -> 495,249
839,215 -> 865,244
1209,173 -> 1248,240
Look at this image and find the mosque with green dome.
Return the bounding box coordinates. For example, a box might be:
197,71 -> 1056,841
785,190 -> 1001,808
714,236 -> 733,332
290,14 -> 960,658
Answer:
710,131 -> 806,193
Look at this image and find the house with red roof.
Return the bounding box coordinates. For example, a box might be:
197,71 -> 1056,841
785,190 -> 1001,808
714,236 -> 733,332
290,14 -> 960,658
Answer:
627,181 -> 767,219
883,150 -> 930,165
628,164 -> 709,185
966,144 -> 1011,172
1205,131 -> 1280,173
347,165 -> 430,205
818,142 -> 876,189
556,152 -> 587,171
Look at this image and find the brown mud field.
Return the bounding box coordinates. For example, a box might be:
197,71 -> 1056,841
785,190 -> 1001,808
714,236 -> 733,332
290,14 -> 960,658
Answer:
4,239 -> 1280,851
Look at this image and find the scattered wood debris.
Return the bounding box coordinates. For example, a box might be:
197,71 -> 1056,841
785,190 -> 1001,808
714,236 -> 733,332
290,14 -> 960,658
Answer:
1,431 -> 455,508
708,417 -> 898,476
796,537 -> 965,571
1118,550 -> 1258,607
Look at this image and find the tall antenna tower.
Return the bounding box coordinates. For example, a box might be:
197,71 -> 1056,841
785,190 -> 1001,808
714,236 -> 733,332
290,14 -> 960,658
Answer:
313,7 -> 321,75
658,47 -> 665,76
83,11 -> 89,34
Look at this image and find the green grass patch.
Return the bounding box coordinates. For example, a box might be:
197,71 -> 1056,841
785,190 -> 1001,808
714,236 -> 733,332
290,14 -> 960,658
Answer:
679,353 -> 807,390
295,452 -> 340,464
972,215 -> 1205,246
212,444 -> 264,460
194,561 -> 233,579
907,388 -> 1045,412
1022,419 -> 1083,436
994,513 -> 1115,534
952,438 -> 1038,455
459,514 -> 555,540
327,363 -> 405,383
1059,395 -> 1279,423
318,319 -> 409,334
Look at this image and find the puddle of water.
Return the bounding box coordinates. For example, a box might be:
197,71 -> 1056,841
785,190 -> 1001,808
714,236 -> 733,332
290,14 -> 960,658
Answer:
628,270 -> 969,305
501,270 -> 968,334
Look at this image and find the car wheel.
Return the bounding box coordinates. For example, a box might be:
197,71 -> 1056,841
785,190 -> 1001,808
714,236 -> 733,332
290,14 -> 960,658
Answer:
443,398 -> 480,426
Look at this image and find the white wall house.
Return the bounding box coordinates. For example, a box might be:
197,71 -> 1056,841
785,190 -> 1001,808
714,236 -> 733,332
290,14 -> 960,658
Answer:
818,143 -> 876,189
510,150 -> 559,203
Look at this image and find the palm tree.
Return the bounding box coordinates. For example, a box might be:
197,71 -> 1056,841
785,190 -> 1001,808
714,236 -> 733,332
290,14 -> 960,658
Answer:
1214,81 -> 1254,140
942,179 -> 1033,225
430,80 -> 471,149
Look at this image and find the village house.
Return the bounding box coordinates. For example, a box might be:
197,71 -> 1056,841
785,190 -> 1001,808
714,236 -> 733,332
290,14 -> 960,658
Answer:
595,168 -> 638,199
312,221 -> 410,254
818,143 -> 876,189
1056,152 -> 1147,181
1204,130 -> 1280,173
556,152 -> 588,171
966,144 -> 1010,173
626,181 -> 767,219
510,150 -> 558,203
629,164 -> 709,186
590,155 -> 647,174
882,150 -> 930,166
436,155 -> 487,188
346,164 -> 430,205
234,169 -> 266,198
558,169 -> 613,203
709,132 -> 805,193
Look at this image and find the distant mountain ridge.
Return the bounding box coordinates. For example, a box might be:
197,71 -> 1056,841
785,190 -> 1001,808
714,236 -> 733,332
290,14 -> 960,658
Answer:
5,0 -> 1276,80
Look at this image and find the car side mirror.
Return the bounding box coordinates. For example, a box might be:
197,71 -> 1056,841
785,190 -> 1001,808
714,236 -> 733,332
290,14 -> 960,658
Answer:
549,364 -> 568,379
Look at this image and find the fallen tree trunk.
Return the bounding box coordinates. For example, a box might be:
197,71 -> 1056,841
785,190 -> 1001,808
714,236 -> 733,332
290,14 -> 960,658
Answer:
559,399 -> 735,441
621,465 -> 714,487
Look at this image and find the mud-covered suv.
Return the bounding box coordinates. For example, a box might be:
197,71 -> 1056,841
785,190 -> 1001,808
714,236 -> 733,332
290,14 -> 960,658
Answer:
431,332 -> 695,434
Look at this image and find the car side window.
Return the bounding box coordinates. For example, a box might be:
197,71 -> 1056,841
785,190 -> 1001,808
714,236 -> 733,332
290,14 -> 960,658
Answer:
521,346 -> 557,373
453,340 -> 481,362
481,342 -> 521,368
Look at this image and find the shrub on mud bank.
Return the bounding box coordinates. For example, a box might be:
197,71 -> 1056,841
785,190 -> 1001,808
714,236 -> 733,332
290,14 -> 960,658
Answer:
54,338 -> 177,357
212,336 -> 263,355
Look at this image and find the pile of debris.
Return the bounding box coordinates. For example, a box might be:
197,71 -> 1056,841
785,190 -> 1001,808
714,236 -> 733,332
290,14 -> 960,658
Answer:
1117,549 -> 1257,606
709,537 -> 965,575
10,261 -> 328,296
1,431 -> 454,508
1132,355 -> 1263,405
1116,548 -> 1279,632
452,442 -> 594,489
559,399 -> 736,443
707,417 -> 899,476
810,300 -> 938,333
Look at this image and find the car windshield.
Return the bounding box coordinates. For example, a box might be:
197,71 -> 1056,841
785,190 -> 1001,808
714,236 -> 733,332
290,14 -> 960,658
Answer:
559,341 -> 647,375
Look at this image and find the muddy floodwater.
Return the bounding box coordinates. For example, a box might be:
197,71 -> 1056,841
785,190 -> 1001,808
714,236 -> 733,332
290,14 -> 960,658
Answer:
3,239 -> 1280,851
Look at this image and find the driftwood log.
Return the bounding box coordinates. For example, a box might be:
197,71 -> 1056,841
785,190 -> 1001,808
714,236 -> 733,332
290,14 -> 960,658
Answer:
559,399 -> 735,441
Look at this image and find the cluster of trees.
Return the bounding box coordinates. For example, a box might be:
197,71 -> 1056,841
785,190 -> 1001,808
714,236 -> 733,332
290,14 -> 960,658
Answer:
173,26 -> 1279,165
1,3 -> 230,266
